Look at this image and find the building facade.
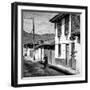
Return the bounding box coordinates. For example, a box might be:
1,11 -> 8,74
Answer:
50,13 -> 81,74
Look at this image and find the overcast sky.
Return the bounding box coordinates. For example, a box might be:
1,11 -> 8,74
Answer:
23,11 -> 58,34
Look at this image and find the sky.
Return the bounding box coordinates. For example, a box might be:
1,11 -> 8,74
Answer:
23,11 -> 58,34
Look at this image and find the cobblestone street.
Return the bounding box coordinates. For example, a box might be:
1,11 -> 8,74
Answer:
23,60 -> 68,77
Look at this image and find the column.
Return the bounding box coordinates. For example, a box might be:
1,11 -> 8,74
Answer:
60,18 -> 66,60
61,44 -> 66,59
68,14 -> 72,64
76,39 -> 81,73
42,48 -> 44,61
68,14 -> 71,39
55,23 -> 58,44
60,18 -> 66,43
68,44 -> 71,66
55,44 -> 58,58
55,23 -> 59,58
61,18 -> 65,36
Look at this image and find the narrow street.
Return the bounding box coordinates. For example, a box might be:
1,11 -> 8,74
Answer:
23,59 -> 69,77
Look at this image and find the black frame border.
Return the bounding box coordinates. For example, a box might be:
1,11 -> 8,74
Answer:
11,2 -> 88,87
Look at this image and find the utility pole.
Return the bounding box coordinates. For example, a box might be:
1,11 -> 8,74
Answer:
32,17 -> 35,50
32,17 -> 35,60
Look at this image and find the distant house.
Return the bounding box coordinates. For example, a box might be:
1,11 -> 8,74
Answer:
23,43 -> 39,61
23,39 -> 55,64
23,43 -> 33,60
49,13 -> 81,74
34,39 -> 55,64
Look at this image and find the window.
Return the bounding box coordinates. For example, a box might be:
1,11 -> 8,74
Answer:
57,22 -> 61,37
30,50 -> 33,58
65,15 -> 69,37
71,43 -> 75,53
71,14 -> 80,33
58,44 -> 61,56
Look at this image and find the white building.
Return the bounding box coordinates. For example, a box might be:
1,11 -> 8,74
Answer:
23,43 -> 34,61
50,13 -> 81,74
34,41 -> 55,64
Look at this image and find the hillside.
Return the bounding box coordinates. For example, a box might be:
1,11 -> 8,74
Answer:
22,31 -> 55,44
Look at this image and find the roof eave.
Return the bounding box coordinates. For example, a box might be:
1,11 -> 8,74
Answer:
49,13 -> 70,23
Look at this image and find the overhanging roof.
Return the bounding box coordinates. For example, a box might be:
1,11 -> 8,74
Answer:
35,41 -> 55,50
49,12 -> 70,23
49,12 -> 81,23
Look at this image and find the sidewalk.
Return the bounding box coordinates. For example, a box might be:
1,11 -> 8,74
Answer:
49,64 -> 77,75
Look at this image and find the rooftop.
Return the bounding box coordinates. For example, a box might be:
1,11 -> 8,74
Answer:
49,12 -> 81,23
49,12 -> 69,23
